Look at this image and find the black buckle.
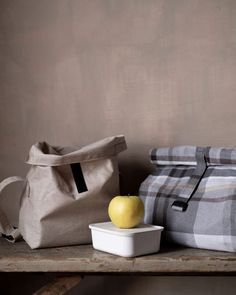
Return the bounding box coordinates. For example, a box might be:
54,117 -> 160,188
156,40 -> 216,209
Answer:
171,200 -> 188,212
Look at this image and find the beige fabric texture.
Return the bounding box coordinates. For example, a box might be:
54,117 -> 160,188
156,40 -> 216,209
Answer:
0,176 -> 25,241
0,135 -> 127,249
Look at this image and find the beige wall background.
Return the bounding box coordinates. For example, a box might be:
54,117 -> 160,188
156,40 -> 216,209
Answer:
1,0 -> 236,294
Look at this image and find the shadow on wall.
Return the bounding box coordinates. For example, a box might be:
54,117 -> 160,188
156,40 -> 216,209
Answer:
119,160 -> 151,195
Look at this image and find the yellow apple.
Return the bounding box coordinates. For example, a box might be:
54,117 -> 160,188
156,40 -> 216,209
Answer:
108,196 -> 144,228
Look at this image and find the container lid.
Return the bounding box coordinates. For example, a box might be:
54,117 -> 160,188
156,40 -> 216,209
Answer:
89,222 -> 163,237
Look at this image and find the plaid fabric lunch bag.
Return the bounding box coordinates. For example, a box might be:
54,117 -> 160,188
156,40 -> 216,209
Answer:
139,146 -> 236,252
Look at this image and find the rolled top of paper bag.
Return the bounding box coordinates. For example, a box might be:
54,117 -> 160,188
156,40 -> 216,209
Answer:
26,135 -> 127,166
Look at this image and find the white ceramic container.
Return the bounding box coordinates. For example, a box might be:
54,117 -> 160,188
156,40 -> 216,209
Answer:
89,222 -> 164,257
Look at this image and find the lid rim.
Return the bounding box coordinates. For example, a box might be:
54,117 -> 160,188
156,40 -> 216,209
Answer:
89,222 -> 164,237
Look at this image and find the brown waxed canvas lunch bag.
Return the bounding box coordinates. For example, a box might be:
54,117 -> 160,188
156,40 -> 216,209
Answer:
0,135 -> 127,249
139,146 -> 236,252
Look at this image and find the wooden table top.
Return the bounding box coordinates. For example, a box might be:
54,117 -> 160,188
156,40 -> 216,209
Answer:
0,239 -> 236,274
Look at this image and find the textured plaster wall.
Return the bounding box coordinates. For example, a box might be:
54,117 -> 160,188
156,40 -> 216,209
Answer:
1,0 -> 236,294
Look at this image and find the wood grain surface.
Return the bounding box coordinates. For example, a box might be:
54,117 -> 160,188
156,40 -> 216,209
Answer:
0,240 -> 236,274
33,275 -> 82,295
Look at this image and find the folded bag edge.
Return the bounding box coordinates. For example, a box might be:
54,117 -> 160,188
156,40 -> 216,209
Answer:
26,135 -> 127,166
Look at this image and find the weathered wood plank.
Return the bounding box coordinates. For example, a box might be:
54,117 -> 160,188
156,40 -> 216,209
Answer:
0,239 -> 236,273
33,276 -> 82,295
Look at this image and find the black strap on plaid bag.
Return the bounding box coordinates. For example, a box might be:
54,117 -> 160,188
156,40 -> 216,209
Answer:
171,147 -> 208,212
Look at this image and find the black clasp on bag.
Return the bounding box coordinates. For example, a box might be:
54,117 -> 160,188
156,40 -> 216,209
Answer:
171,147 -> 208,212
171,200 -> 188,212
70,163 -> 88,193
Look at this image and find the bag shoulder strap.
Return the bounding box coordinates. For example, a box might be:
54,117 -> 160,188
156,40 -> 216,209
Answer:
171,147 -> 208,212
0,176 -> 25,242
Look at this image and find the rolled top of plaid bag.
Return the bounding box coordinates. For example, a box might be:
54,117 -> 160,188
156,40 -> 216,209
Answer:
150,146 -> 236,166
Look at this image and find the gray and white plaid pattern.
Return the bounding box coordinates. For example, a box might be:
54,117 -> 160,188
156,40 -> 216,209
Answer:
139,146 -> 236,252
